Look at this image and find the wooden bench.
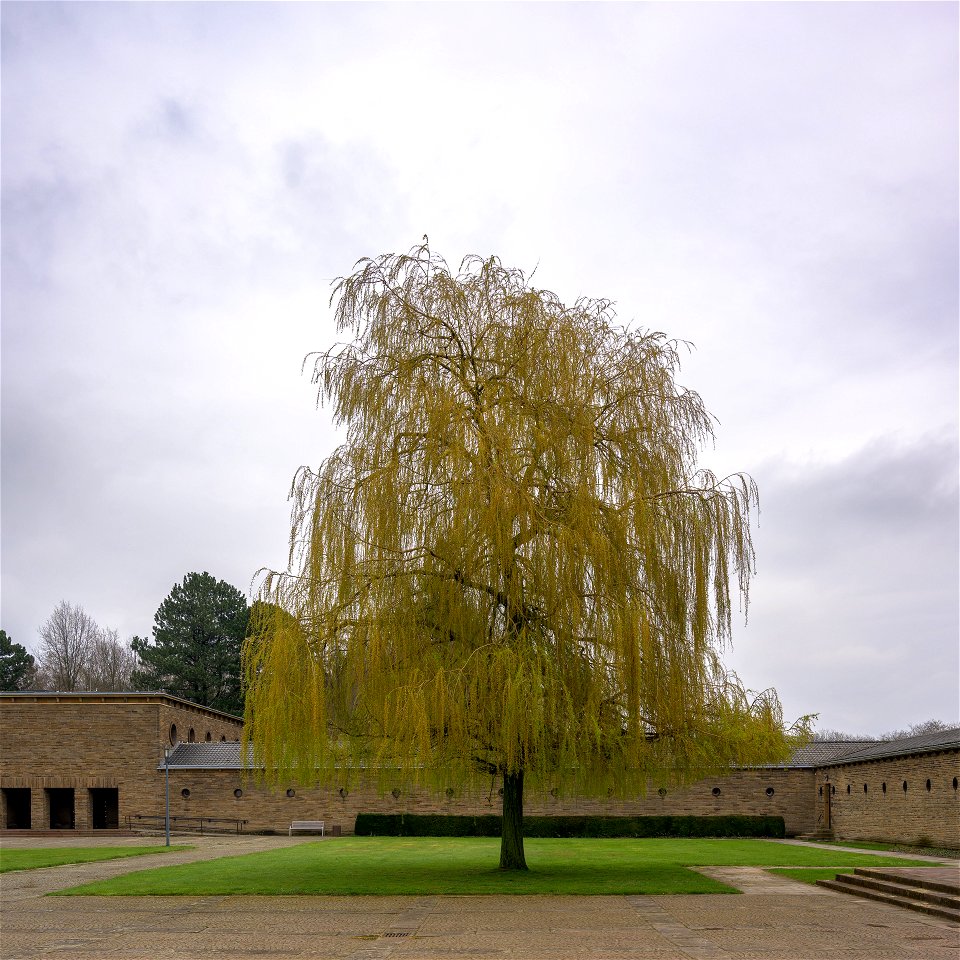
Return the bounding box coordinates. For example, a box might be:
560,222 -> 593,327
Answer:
289,820 -> 325,836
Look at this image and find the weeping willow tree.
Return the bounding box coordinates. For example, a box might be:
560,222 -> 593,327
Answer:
244,241 -> 809,870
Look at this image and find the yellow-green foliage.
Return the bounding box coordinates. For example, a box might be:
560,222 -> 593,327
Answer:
244,243 -> 810,796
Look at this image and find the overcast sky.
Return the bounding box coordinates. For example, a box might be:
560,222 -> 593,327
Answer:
2,2 -> 957,735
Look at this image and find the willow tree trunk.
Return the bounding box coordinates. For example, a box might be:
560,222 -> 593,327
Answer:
499,770 -> 528,870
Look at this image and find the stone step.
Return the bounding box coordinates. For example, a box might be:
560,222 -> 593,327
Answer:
838,873 -> 960,910
818,876 -> 960,924
856,867 -> 960,897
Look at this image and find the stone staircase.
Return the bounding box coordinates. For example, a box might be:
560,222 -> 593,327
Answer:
818,867 -> 960,924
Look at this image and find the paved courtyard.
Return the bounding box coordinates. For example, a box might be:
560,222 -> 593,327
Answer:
1,836 -> 957,959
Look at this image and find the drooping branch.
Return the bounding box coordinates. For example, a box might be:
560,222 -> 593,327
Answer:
244,241 -> 809,804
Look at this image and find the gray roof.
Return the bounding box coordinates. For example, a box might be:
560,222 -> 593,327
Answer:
782,740 -> 878,768
162,741 -> 250,769
162,732 -> 958,772
815,727 -> 960,767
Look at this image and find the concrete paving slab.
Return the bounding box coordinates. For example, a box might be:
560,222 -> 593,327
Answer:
7,891 -> 955,959
691,867 -> 834,895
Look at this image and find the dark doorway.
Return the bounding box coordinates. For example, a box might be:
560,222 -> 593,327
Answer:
47,788 -> 75,829
89,788 -> 119,829
2,788 -> 31,829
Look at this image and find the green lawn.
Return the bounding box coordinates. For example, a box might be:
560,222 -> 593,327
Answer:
55,837 -> 933,896
0,845 -> 190,873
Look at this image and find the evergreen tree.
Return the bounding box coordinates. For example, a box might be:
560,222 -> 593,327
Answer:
0,629 -> 36,690
133,572 -> 249,715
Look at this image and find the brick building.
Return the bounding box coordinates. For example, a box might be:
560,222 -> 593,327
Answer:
814,731 -> 960,848
0,693 -> 242,833
1,692 -> 957,847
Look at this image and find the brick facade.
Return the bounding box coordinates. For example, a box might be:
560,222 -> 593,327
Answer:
0,694 -> 242,832
2,694 -> 957,847
818,751 -> 959,848
160,767 -> 816,837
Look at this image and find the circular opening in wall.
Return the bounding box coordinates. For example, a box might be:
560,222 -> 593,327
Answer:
711,787 -> 721,797
953,777 -> 958,790
863,783 -> 868,793
234,788 -> 243,799
658,787 -> 668,797
169,724 -> 178,745
392,788 -> 402,799
551,787 -> 560,798
205,732 -> 212,742
903,781 -> 908,792
497,788 -> 504,797
882,782 -> 886,793
338,787 -> 348,798
181,788 -> 191,799
286,788 -> 296,798
188,728 -> 196,743
846,784 -> 851,794
765,787 -> 775,797
445,787 -> 455,799
926,779 -> 931,792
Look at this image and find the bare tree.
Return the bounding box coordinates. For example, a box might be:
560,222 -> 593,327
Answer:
811,729 -> 878,742
880,719 -> 956,740
37,602 -> 99,690
83,627 -> 137,691
36,602 -> 136,691
812,719 -> 957,742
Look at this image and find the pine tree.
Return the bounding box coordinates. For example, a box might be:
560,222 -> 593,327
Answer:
0,629 -> 36,691
133,572 -> 249,715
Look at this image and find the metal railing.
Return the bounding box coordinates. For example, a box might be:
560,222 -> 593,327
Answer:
127,814 -> 248,835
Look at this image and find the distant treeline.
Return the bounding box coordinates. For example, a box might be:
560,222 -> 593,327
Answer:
811,719 -> 956,742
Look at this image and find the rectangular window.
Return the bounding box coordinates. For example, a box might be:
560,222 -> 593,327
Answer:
2,788 -> 31,829
46,788 -> 75,829
89,788 -> 119,829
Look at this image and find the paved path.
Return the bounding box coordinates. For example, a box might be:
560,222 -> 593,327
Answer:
772,839 -> 957,864
1,834 -> 316,903
692,866 -> 837,895
2,836 -> 958,959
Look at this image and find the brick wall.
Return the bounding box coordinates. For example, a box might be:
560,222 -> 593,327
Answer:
819,750 -> 960,848
163,767 -> 816,836
157,703 -> 243,751
5,695 -> 954,846
0,696 -> 242,831
0,694 -> 815,836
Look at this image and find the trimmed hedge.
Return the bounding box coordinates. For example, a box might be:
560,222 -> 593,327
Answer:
353,813 -> 785,839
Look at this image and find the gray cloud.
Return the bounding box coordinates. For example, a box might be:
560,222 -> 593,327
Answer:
1,3 -> 955,736
727,435 -> 959,731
